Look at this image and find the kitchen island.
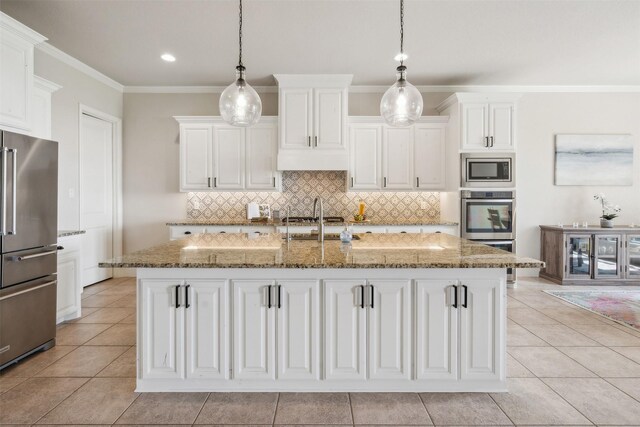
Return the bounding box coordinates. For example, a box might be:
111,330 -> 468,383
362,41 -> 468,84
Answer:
100,232 -> 543,392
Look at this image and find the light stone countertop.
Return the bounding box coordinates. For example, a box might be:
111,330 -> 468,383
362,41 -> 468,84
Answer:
166,219 -> 459,227
100,232 -> 543,269
58,230 -> 86,238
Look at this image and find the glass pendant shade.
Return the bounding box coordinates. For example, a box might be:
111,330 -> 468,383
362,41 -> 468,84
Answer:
219,66 -> 262,127
380,66 -> 423,127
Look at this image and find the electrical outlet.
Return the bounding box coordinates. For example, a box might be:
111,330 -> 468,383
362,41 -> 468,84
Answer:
420,201 -> 428,210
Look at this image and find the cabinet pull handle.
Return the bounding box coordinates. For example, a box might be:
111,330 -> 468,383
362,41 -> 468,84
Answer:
383,177 -> 387,188
490,136 -> 494,147
359,285 -> 365,309
314,136 -> 318,147
214,177 -> 217,187
208,177 -> 212,188
369,284 -> 375,309
175,285 -> 181,308
452,285 -> 458,308
484,136 -> 488,147
267,285 -> 272,308
416,177 -> 420,187
185,284 -> 190,308
273,177 -> 276,187
351,177 -> 354,187
184,231 -> 192,235
308,136 -> 311,147
277,284 -> 282,309
462,284 -> 468,308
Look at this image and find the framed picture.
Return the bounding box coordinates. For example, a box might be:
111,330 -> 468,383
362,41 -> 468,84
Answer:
555,134 -> 634,186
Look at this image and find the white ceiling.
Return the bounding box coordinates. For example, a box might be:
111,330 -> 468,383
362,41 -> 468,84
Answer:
2,0 -> 639,87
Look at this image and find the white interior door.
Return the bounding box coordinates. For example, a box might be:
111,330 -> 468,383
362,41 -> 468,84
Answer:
80,113 -> 114,286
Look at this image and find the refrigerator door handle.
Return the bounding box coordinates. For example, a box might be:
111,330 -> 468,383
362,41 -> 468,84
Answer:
10,249 -> 58,262
7,148 -> 16,235
0,147 -> 6,236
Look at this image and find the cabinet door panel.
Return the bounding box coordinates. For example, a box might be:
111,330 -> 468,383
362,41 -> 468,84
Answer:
460,279 -> 503,381
594,235 -> 622,279
214,125 -> 244,189
0,31 -> 32,130
489,103 -> 514,150
368,280 -> 411,380
233,281 -> 275,380
280,89 -> 313,149
414,126 -> 446,189
246,123 -> 278,189
350,125 -> 382,190
180,126 -> 212,191
627,235 -> 640,278
461,103 -> 489,150
383,128 -> 413,189
277,280 -> 319,380
415,280 -> 457,380
324,280 -> 366,380
566,234 -> 592,279
186,280 -> 227,379
315,89 -> 344,149
56,252 -> 80,322
141,280 -> 183,379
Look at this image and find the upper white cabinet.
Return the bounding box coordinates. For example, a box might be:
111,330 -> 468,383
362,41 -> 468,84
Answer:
348,117 -> 448,192
31,76 -> 61,140
438,93 -> 520,152
274,75 -> 352,170
0,12 -> 47,132
176,116 -> 280,192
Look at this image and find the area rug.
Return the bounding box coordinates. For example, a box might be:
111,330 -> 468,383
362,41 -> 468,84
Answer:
544,290 -> 640,331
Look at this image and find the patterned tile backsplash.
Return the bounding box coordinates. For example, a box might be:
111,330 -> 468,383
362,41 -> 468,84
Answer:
187,171 -> 441,222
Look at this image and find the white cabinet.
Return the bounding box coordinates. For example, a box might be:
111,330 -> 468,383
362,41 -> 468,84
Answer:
185,280 -> 227,379
176,117 -> 280,192
324,280 -> 367,380
459,279 -> 503,381
488,103 -> 515,150
415,280 -> 458,380
30,76 -> 61,140
141,280 -> 184,379
347,117 -> 448,192
140,279 -> 228,381
349,124 -> 382,190
0,13 -> 46,132
274,75 -> 352,170
382,127 -> 414,190
414,124 -> 446,189
56,235 -> 82,323
233,280 -> 319,380
324,280 -> 410,381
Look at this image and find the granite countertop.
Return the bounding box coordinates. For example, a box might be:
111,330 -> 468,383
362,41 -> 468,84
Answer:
540,225 -> 640,231
100,232 -> 543,269
167,219 -> 459,227
58,230 -> 86,238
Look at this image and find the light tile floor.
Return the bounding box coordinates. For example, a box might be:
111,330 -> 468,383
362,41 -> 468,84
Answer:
1,276 -> 640,426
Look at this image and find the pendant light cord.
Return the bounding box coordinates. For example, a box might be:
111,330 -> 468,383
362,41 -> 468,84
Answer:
400,0 -> 404,67
238,0 -> 243,68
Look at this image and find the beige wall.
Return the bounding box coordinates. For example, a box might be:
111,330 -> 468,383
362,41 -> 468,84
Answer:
34,48 -> 123,230
517,93 -> 640,272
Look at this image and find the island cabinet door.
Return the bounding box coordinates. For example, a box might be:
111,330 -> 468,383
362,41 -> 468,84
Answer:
459,279 -> 504,381
276,280 -> 320,380
415,280 -> 458,381
324,280 -> 367,380
232,281 -> 276,380
140,280 -> 185,380
367,280 -> 411,380
185,280 -> 228,379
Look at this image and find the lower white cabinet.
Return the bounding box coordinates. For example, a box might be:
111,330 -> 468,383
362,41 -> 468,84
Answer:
141,279 -> 228,380
232,280 -> 320,380
56,235 -> 82,323
324,280 -> 411,381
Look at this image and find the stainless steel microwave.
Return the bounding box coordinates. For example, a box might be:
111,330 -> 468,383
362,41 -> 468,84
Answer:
461,153 -> 515,188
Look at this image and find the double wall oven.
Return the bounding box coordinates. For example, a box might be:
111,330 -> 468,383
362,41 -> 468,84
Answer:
461,190 -> 516,282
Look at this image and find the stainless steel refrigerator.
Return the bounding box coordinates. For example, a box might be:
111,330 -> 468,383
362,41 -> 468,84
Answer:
0,130 -> 58,370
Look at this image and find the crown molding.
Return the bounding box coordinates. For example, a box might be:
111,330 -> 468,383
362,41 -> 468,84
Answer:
174,115 -> 277,124
36,42 -> 124,93
125,85 -> 278,94
0,12 -> 47,44
348,115 -> 449,124
34,75 -> 62,93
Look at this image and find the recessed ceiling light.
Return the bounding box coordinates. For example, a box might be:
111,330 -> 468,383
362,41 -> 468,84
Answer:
161,53 -> 176,62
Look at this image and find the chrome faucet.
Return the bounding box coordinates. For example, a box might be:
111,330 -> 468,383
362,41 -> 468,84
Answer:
313,197 -> 324,242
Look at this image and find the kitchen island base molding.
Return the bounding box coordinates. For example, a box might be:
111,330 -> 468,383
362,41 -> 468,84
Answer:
136,268 -> 506,392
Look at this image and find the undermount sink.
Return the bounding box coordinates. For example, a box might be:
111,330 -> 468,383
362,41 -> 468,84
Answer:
285,233 -> 360,241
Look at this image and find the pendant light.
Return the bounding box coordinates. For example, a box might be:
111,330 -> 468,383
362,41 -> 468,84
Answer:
219,0 -> 262,127
380,0 -> 423,127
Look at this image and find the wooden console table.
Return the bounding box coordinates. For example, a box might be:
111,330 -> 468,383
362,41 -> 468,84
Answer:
540,225 -> 640,285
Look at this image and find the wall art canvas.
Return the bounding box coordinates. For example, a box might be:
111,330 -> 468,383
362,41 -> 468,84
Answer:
555,134 -> 634,186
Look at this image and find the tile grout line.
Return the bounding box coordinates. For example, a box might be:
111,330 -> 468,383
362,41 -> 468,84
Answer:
537,377 -> 598,426
191,391 -> 210,425
272,392 -> 281,425
416,392 -> 435,426
600,376 -> 640,406
486,391 -> 516,426
27,376 -> 91,425
112,388 -> 143,425
347,392 -> 355,425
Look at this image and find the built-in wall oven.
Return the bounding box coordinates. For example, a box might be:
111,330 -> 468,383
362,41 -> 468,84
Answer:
461,190 -> 516,282
461,153 -> 515,188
